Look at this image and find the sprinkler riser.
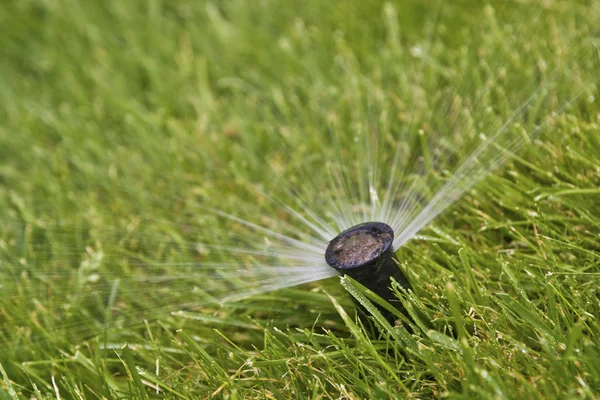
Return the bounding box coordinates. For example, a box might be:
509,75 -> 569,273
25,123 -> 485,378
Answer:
325,222 -> 411,324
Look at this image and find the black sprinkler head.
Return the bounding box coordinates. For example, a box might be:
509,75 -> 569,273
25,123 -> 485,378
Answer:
325,222 -> 411,325
325,222 -> 394,270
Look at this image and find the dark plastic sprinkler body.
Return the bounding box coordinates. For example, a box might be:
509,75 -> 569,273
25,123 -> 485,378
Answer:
325,222 -> 411,325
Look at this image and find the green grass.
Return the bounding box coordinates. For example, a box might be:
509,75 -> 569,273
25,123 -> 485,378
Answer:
1,0 -> 599,398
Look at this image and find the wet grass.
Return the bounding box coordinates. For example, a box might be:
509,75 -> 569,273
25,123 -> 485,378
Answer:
1,0 -> 599,398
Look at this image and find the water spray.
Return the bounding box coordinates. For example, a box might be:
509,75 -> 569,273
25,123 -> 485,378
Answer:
325,222 -> 411,324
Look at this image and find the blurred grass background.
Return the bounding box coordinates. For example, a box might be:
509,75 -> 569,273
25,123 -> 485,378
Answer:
1,0 -> 599,398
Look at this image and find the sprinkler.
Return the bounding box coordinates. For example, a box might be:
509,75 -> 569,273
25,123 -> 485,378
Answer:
325,222 -> 411,325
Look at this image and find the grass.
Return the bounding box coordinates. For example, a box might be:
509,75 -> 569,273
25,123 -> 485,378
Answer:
1,0 -> 599,398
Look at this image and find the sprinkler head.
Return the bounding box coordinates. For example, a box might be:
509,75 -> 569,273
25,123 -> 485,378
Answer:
325,222 -> 394,271
326,222 -> 411,325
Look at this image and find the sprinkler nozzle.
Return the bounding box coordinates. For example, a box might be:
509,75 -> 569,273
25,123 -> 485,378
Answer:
325,222 -> 410,325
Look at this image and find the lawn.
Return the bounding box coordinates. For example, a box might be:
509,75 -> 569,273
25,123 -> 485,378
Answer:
1,0 -> 599,398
